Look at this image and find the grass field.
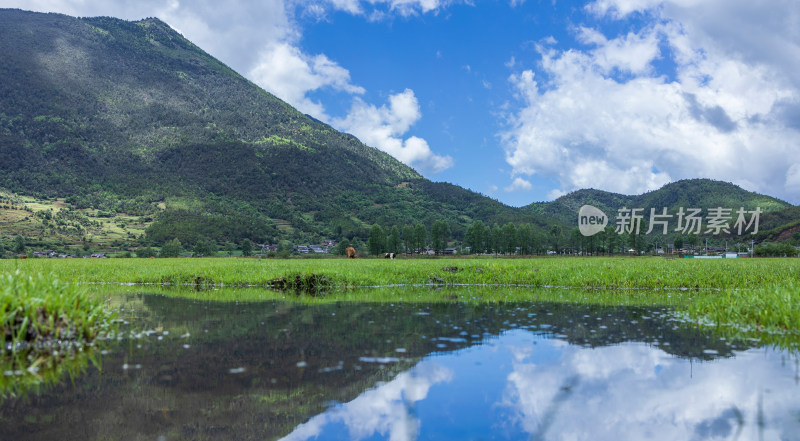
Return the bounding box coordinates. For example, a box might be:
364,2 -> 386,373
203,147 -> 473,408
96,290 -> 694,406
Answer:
2,256 -> 799,343
3,255 -> 798,289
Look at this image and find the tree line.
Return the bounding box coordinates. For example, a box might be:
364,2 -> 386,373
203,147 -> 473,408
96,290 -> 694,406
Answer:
358,220 -> 451,256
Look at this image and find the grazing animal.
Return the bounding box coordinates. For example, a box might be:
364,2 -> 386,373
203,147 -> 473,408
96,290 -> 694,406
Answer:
384,253 -> 396,259
346,247 -> 357,259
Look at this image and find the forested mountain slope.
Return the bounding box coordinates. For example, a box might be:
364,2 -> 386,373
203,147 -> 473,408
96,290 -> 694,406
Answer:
0,9 -> 548,245
526,179 -> 790,227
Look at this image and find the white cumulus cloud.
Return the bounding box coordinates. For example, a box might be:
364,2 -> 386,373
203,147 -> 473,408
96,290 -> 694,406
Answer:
504,0 -> 800,202
505,177 -> 533,192
333,89 -> 454,174
8,0 -> 292,73
249,42 -> 365,121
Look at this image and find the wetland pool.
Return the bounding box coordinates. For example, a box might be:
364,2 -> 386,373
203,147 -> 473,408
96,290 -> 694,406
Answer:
1,288 -> 799,440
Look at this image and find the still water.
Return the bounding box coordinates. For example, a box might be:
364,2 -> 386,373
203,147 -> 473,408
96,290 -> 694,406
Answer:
1,289 -> 799,440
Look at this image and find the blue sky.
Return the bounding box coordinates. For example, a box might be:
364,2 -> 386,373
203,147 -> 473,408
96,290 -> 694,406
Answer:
4,0 -> 800,205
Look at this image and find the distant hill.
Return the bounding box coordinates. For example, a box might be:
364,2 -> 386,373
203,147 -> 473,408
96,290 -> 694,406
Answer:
753,206 -> 800,242
0,9 -> 547,246
526,179 -> 790,229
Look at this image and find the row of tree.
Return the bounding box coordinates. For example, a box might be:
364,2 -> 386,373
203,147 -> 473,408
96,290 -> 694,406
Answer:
462,221 -> 781,255
363,220 -> 452,256
137,237 -> 255,258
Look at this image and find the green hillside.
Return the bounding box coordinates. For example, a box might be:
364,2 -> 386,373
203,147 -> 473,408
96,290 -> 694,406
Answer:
527,179 -> 790,227
0,9 -> 547,248
0,9 -> 796,254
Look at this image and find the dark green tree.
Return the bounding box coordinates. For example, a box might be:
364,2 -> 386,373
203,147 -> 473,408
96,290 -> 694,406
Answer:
570,227 -> 583,255
160,238 -> 183,258
490,224 -> 502,255
240,238 -> 253,257
549,225 -> 561,254
13,235 -> 26,254
368,224 -> 386,256
593,227 -> 605,254
388,225 -> 401,254
628,230 -> 637,253
673,235 -> 684,250
502,223 -> 517,255
276,241 -> 290,258
431,220 -> 451,254
687,234 -> 699,250
532,231 -> 545,255
137,246 -> 157,258
414,223 -> 427,252
402,225 -> 415,253
517,223 -> 532,255
193,239 -> 217,257
629,229 -> 646,254
605,226 -> 619,254
754,241 -> 798,257
465,220 -> 486,254
334,238 -> 351,256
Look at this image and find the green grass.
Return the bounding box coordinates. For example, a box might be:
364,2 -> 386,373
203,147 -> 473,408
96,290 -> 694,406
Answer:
690,281 -> 800,332
3,256 -> 799,339
3,256 -> 799,289
0,270 -> 117,397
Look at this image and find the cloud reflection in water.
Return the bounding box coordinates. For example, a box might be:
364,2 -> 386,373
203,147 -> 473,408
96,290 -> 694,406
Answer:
281,362 -> 453,441
281,330 -> 800,440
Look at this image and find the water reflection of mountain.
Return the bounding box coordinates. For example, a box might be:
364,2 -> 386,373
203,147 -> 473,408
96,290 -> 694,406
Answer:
0,290 -> 759,440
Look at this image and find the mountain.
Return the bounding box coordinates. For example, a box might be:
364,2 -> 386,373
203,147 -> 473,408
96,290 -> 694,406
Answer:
0,9 -> 548,247
0,9 -> 796,252
526,179 -> 791,229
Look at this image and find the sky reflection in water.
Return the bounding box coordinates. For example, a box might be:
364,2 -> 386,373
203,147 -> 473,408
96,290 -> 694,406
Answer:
283,330 -> 800,441
1,291 -> 798,440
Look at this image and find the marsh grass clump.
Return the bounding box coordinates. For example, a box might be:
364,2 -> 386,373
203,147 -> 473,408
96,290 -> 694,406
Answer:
1,271 -> 117,381
690,282 -> 800,336
268,274 -> 332,296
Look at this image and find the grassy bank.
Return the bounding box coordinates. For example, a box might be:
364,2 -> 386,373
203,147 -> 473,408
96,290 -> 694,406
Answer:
1,270 -> 117,396
3,256 -> 799,290
2,256 -> 799,337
